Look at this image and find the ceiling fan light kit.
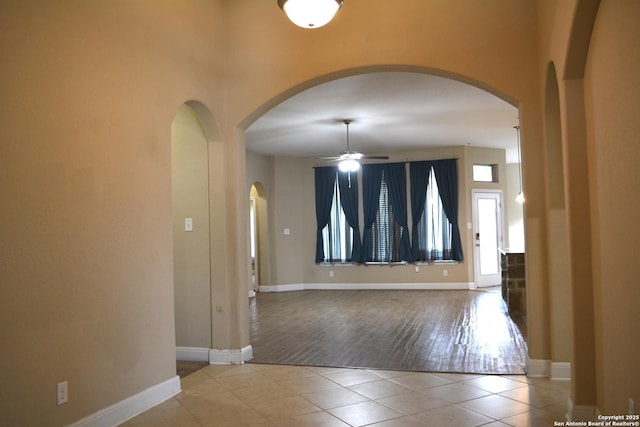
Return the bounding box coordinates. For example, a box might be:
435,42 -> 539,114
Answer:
338,158 -> 360,172
277,0 -> 344,29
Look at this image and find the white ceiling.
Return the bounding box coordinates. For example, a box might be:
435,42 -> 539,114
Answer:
245,71 -> 521,163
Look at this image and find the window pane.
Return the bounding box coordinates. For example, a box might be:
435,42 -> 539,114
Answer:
478,198 -> 499,275
473,164 -> 496,182
321,177 -> 353,262
368,171 -> 400,262
416,168 -> 454,261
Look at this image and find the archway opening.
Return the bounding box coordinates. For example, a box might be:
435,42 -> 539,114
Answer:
244,68 -> 528,374
171,102 -> 218,366
249,182 -> 269,294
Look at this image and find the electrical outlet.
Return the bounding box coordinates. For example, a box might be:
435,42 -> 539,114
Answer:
630,398 -> 636,415
329,270 -> 334,278
443,269 -> 448,277
57,381 -> 68,405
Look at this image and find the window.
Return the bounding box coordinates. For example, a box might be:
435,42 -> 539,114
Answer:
321,177 -> 354,263
315,160 -> 462,264
367,171 -> 403,262
473,164 -> 498,182
414,168 -> 455,261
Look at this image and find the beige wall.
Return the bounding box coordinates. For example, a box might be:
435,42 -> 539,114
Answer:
0,1 -> 225,425
583,0 -> 640,414
535,0 -> 640,416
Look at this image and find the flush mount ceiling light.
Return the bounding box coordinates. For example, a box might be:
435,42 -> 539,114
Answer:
277,0 -> 344,29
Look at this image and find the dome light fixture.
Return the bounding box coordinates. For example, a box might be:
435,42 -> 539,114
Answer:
277,0 -> 344,29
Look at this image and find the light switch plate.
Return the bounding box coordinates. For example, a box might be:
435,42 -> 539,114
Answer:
185,218 -> 193,232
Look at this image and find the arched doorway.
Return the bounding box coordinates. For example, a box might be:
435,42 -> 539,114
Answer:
249,182 -> 269,294
243,69 -> 527,373
171,101 -> 220,363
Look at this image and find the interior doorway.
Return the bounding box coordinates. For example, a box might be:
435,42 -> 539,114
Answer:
249,190 -> 258,295
249,183 -> 269,295
472,190 -> 504,287
171,101 -> 221,363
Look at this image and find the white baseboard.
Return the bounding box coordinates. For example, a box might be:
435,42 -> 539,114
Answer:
551,362 -> 571,381
259,284 -> 304,292
259,282 -> 474,292
567,396 -> 598,421
526,358 -> 572,381
209,345 -> 253,364
176,346 -> 210,362
176,345 -> 254,365
526,357 -> 551,377
66,376 -> 180,427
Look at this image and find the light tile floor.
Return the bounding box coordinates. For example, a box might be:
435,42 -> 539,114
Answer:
122,363 -> 570,427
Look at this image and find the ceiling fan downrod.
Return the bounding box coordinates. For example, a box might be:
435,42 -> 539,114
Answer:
344,119 -> 352,153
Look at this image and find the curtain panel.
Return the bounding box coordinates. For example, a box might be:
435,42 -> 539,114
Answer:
383,163 -> 412,262
361,163 -> 412,262
315,167 -> 362,263
361,164 -> 384,262
314,167 -> 337,263
432,159 -> 464,261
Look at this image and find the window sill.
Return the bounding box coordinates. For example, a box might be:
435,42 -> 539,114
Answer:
318,262 -> 358,267
318,261 -> 459,266
415,260 -> 460,265
364,261 -> 408,266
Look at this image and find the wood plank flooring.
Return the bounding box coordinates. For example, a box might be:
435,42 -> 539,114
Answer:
249,288 -> 527,374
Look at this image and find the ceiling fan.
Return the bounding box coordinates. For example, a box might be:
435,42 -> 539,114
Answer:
323,120 -> 389,172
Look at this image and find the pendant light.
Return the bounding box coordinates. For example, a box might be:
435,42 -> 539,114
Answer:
277,0 -> 344,29
514,125 -> 525,204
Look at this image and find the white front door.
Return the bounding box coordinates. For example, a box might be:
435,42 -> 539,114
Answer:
472,190 -> 503,287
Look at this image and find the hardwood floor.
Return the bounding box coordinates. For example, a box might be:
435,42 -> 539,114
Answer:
249,288 -> 527,375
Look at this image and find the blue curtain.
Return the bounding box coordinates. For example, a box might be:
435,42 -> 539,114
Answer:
337,171 -> 362,262
384,163 -> 412,262
432,159 -> 464,261
361,164 -> 384,262
409,161 -> 433,260
314,167 -> 337,263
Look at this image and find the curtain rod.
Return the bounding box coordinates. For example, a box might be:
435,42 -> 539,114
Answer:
312,158 -> 459,168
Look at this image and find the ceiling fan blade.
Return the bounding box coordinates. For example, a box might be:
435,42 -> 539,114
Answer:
361,155 -> 389,160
